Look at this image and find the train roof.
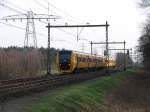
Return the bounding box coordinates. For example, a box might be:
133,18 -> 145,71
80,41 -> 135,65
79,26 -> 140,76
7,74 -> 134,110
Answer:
58,49 -> 103,58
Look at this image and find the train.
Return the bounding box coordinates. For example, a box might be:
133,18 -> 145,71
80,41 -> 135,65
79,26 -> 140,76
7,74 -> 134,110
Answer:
56,50 -> 116,73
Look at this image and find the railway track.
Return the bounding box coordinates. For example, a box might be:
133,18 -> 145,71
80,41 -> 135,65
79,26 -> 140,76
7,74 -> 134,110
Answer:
0,69 -> 120,97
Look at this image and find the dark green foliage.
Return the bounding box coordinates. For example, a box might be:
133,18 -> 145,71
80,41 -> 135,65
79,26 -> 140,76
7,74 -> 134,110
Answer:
138,0 -> 150,70
139,20 -> 150,70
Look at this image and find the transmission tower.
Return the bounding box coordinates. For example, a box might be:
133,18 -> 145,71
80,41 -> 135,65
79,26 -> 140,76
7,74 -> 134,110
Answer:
24,11 -> 37,47
0,11 -> 60,48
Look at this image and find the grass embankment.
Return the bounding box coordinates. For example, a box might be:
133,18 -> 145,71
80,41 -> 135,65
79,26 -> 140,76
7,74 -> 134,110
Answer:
103,70 -> 150,112
27,70 -> 135,112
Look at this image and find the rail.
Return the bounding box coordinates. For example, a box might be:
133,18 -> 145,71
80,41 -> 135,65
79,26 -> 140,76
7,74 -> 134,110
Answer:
0,69 -> 120,97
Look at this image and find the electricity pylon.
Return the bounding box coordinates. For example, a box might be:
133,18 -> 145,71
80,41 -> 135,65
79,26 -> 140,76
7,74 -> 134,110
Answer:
24,11 -> 37,48
0,11 -> 60,48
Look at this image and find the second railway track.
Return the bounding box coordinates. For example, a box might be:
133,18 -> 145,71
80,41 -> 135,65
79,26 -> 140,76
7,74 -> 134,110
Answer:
0,69 -> 120,98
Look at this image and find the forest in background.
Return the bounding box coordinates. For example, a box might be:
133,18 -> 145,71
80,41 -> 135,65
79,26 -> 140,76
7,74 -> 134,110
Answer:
0,46 -> 56,79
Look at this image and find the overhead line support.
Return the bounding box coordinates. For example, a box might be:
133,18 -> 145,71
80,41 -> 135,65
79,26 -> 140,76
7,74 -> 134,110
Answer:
47,23 -> 51,75
90,40 -> 127,71
46,21 -> 110,72
47,24 -> 109,28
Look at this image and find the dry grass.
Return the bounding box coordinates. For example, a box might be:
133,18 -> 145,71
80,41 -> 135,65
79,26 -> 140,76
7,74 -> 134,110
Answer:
102,71 -> 150,112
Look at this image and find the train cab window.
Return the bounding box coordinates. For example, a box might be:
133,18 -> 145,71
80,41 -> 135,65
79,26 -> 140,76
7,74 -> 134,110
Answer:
59,51 -> 72,64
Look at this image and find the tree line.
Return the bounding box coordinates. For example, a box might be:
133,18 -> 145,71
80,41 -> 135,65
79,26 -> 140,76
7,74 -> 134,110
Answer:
0,46 -> 56,79
138,0 -> 150,71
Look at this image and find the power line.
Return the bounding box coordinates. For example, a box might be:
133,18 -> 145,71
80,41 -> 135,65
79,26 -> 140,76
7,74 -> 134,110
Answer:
0,10 -> 60,47
47,5 -> 83,24
32,18 -> 76,39
42,0 -> 85,24
0,21 -> 47,38
37,0 -> 85,24
38,19 -> 76,38
2,0 -> 27,13
0,21 -> 25,30
0,3 -> 24,14
56,28 -> 77,37
34,0 -> 86,25
1,0 -> 85,24
34,0 -> 48,10
33,0 -> 59,16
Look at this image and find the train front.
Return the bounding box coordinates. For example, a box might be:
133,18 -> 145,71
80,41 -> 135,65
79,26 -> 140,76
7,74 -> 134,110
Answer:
57,50 -> 72,72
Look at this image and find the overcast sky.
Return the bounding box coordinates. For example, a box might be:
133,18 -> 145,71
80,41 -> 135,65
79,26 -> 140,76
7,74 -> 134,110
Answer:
0,0 -> 146,55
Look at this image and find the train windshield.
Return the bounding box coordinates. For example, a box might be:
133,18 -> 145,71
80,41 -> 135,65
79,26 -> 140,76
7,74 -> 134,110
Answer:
59,51 -> 72,64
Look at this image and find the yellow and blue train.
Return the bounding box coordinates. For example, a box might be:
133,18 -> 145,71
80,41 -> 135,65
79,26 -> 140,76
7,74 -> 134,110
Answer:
56,50 -> 116,73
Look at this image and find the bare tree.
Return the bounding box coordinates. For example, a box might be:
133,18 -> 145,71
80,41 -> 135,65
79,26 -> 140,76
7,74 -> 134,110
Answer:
0,47 -> 47,79
139,0 -> 150,70
140,0 -> 150,8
